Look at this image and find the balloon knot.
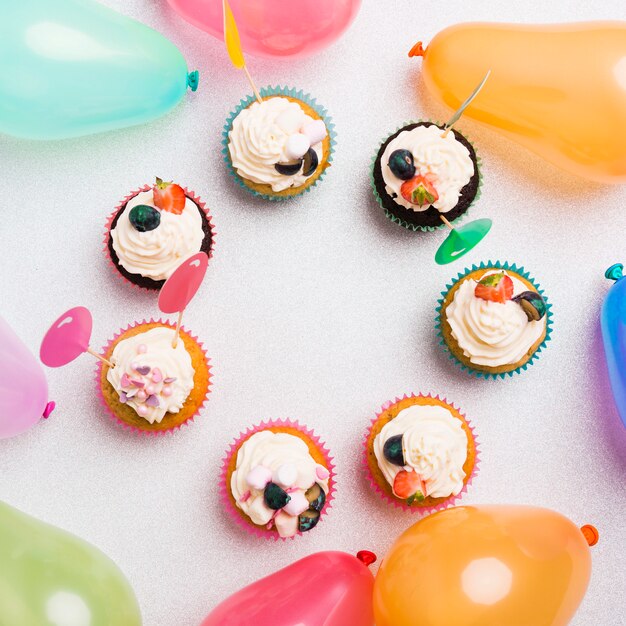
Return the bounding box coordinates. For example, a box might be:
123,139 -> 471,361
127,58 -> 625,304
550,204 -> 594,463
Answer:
42,401 -> 56,419
580,524 -> 599,547
187,70 -> 199,92
408,41 -> 426,58
605,263 -> 623,282
356,550 -> 377,567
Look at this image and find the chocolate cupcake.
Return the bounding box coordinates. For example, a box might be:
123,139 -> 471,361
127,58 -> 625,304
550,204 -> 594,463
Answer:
371,122 -> 481,231
105,179 -> 214,291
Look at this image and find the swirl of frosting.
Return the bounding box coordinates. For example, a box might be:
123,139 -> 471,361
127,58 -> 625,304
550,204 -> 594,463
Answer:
446,272 -> 546,367
110,190 -> 204,281
374,404 -> 468,498
230,430 -> 329,538
228,97 -> 325,192
381,124 -> 474,212
106,327 -> 195,424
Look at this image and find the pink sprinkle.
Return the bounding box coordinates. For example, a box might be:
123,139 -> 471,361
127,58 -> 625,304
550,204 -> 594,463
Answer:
136,344 -> 147,354
119,392 -> 128,404
151,368 -> 163,383
266,520 -> 274,530
146,384 -> 156,395
120,373 -> 130,389
42,401 -> 56,419
163,377 -> 177,384
137,405 -> 148,416
239,491 -> 251,503
316,466 -> 330,480
145,394 -> 160,407
137,389 -> 147,401
135,365 -> 151,376
162,387 -> 172,397
130,379 -> 145,388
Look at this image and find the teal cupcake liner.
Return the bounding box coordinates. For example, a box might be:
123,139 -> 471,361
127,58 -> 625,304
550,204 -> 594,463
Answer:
370,120 -> 483,232
222,86 -> 336,202
435,261 -> 553,379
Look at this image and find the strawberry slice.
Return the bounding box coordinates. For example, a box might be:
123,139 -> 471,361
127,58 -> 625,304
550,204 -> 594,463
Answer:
153,177 -> 186,215
474,272 -> 514,303
400,175 -> 439,207
393,470 -> 427,504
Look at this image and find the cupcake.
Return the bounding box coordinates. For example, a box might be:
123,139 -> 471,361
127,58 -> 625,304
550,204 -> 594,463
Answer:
97,320 -> 211,434
365,394 -> 477,512
371,121 -> 480,231
222,421 -> 334,539
223,86 -> 335,200
106,178 -> 214,290
437,262 -> 552,377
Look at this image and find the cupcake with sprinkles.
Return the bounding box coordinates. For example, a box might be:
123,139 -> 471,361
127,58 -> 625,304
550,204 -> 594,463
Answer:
371,121 -> 480,231
364,394 -> 478,512
222,421 -> 334,539
97,320 -> 210,434
105,178 -> 214,290
437,261 -> 552,377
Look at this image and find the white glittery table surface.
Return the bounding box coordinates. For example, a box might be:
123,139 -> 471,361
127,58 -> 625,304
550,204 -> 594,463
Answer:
1,0 -> 626,624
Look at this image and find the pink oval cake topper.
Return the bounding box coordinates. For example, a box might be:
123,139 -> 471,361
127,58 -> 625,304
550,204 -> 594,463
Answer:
158,252 -> 208,314
40,306 -> 93,367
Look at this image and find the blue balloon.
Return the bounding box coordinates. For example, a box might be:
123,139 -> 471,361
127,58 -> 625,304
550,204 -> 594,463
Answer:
601,263 -> 626,428
0,0 -> 198,139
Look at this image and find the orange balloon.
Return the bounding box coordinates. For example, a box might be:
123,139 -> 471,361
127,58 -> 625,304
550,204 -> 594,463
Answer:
410,22 -> 626,183
374,505 -> 592,626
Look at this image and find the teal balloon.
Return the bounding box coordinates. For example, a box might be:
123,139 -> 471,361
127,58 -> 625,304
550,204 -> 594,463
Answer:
0,0 -> 198,140
0,501 -> 142,626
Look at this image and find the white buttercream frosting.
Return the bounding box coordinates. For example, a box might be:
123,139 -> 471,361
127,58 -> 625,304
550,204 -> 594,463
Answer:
228,97 -> 325,192
373,403 -> 468,499
230,430 -> 329,537
110,190 -> 204,281
106,327 -> 195,424
381,124 -> 474,212
446,271 -> 546,367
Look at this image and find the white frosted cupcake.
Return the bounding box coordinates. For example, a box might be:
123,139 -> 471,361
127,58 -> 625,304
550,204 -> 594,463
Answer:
222,421 -> 334,539
223,87 -> 335,200
105,179 -> 214,290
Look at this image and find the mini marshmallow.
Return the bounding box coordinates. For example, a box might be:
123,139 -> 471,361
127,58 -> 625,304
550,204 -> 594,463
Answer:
274,511 -> 299,538
274,463 -> 298,488
246,465 -> 273,491
302,120 -> 327,145
285,133 -> 310,160
282,491 -> 310,517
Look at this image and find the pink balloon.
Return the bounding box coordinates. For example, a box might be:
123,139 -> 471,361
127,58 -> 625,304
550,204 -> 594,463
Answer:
166,0 -> 362,59
0,316 -> 52,439
158,252 -> 208,314
40,307 -> 93,367
200,551 -> 375,626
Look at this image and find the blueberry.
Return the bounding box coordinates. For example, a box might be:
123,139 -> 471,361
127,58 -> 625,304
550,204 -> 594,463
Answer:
388,149 -> 416,180
264,482 -> 291,510
383,434 -> 405,466
305,483 -> 326,512
512,291 -> 547,321
128,204 -> 160,232
274,160 -> 303,176
302,148 -> 319,176
298,509 -> 320,532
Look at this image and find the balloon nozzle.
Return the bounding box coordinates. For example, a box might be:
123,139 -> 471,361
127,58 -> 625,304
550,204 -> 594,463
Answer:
408,41 -> 426,58
580,524 -> 599,547
42,401 -> 56,419
187,70 -> 199,92
605,263 -> 623,282
356,550 -> 377,567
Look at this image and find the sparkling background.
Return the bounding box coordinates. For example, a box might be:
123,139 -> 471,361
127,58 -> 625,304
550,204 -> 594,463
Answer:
1,0 -> 626,624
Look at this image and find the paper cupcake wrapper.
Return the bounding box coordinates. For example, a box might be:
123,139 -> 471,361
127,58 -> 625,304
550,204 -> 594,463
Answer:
363,393 -> 480,514
222,86 -> 337,201
435,261 -> 554,379
95,319 -> 211,436
220,419 -> 336,540
369,120 -> 483,232
103,184 -> 216,292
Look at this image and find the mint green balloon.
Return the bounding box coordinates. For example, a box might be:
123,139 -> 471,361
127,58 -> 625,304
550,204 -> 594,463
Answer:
0,0 -> 198,140
0,501 -> 142,626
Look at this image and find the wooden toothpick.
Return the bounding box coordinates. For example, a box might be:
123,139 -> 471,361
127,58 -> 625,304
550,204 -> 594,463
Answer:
172,310 -> 183,348
244,65 -> 263,104
86,346 -> 115,368
440,215 -> 455,231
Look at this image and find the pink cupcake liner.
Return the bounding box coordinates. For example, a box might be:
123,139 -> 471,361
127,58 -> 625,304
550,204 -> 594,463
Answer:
363,392 -> 480,514
103,184 -> 216,292
95,318 -> 212,436
220,419 -> 336,541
